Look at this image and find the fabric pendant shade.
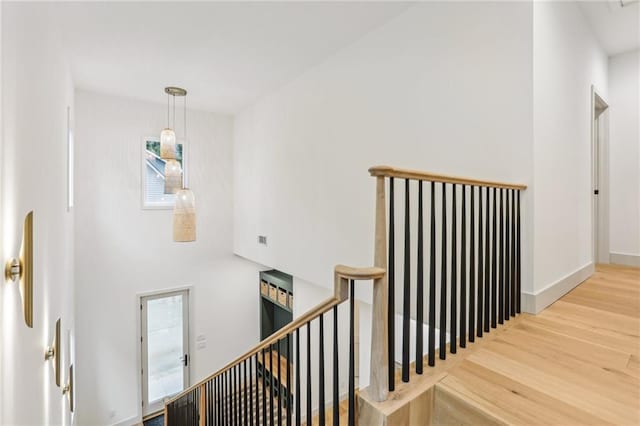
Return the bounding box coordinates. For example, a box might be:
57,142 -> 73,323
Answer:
173,189 -> 196,242
164,159 -> 182,194
160,128 -> 176,159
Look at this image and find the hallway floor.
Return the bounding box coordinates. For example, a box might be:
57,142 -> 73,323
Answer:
437,263 -> 640,425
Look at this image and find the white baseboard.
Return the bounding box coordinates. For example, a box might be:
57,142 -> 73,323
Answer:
109,414 -> 140,426
610,252 -> 640,268
521,262 -> 594,314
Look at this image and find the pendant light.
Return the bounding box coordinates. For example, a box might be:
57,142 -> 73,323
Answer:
160,87 -> 186,159
173,188 -> 196,242
160,86 -> 196,242
164,159 -> 182,194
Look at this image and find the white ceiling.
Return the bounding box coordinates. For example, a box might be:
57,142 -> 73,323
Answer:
49,2 -> 410,114
578,0 -> 640,56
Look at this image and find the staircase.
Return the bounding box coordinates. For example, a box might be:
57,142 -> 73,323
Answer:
164,165 -> 527,425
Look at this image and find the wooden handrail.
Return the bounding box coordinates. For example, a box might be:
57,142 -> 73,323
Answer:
165,264 -> 383,406
369,165 -> 527,190
335,265 -> 385,280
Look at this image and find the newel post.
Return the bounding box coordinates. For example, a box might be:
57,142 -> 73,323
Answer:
369,176 -> 389,402
199,384 -> 206,426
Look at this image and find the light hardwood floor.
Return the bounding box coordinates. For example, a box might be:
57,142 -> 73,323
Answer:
436,264 -> 640,425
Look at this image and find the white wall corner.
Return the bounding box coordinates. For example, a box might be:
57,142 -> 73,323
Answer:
610,252 -> 640,268
522,262 -> 595,314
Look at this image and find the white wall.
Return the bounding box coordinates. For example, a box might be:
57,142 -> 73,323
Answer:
234,1 -> 534,295
74,91 -> 263,425
532,1 -> 608,298
1,3 -> 76,425
608,49 -> 640,264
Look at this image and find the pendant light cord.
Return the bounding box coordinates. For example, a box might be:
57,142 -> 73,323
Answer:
167,93 -> 170,128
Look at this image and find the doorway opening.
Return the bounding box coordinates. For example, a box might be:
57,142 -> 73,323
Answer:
140,289 -> 190,416
592,86 -> 610,264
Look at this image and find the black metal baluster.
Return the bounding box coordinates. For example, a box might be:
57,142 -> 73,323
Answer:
237,366 -> 241,426
511,189 -> 516,317
499,188 -> 504,324
270,345 -> 274,426
333,306 -> 339,426
229,369 -> 233,426
402,179 -> 411,381
451,184 -> 458,354
256,353 -> 266,426
484,186 -> 490,333
215,377 -> 219,426
206,381 -> 209,426
211,380 -> 214,426
227,370 -> 231,425
440,182 -> 447,360
348,280 -> 356,426
306,322 -> 312,426
236,366 -> 240,426
460,185 -> 467,348
491,187 -> 497,329
295,329 -> 301,426
416,180 -> 424,373
222,375 -> 225,426
388,177 -> 396,391
245,360 -> 249,426
225,372 -> 229,426
477,187 -> 484,337
286,333 -> 292,426
428,181 -> 436,366
469,186 -> 475,343
278,340 -> 282,426
262,349 -> 267,426
517,190 -> 521,314
250,356 -> 254,426
505,190 -> 511,320
319,314 -> 325,426
215,376 -> 218,425
231,366 -> 240,426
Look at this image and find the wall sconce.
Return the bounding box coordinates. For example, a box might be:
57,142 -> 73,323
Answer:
45,318 -> 61,387
4,211 -> 34,328
62,364 -> 74,412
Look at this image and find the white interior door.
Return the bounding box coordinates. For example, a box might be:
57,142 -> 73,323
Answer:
141,290 -> 190,416
592,87 -> 610,264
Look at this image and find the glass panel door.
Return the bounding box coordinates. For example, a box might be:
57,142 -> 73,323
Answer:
141,290 -> 189,415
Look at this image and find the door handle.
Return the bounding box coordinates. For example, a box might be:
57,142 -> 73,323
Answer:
180,354 -> 189,367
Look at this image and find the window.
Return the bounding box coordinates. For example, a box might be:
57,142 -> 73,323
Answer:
141,137 -> 186,209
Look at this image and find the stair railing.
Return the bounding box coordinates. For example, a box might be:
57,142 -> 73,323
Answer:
164,265 -> 385,426
164,164 -> 527,425
368,165 -> 526,392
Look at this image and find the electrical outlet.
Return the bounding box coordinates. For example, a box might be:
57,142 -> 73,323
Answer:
258,235 -> 267,245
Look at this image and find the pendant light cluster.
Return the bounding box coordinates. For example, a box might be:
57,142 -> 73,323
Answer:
161,86 -> 196,242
